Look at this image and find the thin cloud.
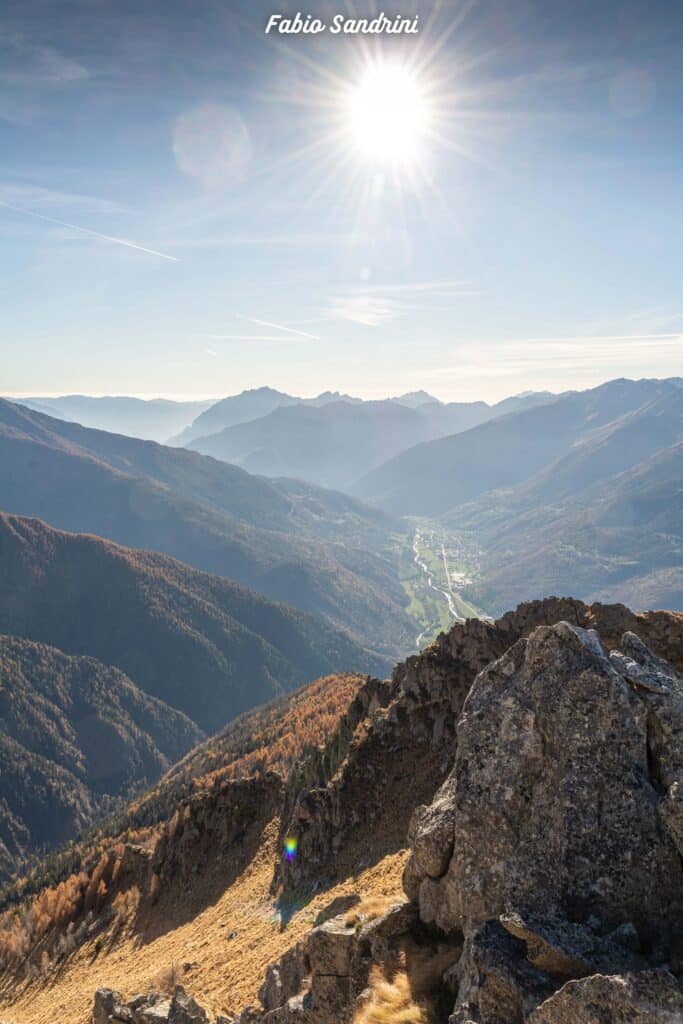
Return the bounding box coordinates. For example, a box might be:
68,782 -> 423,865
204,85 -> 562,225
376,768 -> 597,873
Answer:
236,315 -> 319,341
328,295 -> 397,327
169,231 -> 367,249
209,335 -> 316,343
0,182 -> 127,215
0,199 -> 178,261
513,333 -> 682,344
0,35 -> 89,86
331,280 -> 481,326
417,332 -> 682,380
346,279 -> 476,296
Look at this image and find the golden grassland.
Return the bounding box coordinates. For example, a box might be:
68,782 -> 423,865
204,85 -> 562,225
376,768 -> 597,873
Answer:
0,815 -> 407,1024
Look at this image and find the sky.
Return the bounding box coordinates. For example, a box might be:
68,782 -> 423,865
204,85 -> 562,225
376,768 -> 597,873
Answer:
1,0 -> 682,402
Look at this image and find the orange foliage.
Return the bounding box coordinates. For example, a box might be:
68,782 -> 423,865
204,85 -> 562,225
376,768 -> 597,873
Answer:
0,673 -> 370,977
192,673 -> 364,788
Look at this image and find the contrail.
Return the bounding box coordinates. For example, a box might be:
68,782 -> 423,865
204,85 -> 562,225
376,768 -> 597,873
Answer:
0,198 -> 179,261
236,314 -> 320,341
209,335 -> 315,343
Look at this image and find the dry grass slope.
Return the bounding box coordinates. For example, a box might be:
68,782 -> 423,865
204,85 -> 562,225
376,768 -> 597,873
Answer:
0,670 -> 405,1023
0,826 -> 406,1024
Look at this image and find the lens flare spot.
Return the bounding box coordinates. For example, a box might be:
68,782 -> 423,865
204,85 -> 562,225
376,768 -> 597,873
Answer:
284,836 -> 299,861
173,103 -> 252,188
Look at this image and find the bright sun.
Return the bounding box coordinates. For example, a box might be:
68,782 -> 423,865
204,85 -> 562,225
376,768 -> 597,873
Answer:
346,62 -> 432,164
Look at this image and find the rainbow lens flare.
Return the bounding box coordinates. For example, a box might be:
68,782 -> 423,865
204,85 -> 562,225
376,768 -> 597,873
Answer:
284,837 -> 298,861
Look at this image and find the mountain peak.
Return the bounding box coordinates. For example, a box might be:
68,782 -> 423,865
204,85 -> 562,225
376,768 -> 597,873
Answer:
392,390 -> 442,408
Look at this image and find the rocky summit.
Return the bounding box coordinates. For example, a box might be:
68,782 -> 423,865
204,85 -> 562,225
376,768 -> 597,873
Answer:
87,599 -> 683,1024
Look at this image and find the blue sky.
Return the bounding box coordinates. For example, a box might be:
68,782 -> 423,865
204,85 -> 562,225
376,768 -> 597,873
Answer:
1,0 -> 682,401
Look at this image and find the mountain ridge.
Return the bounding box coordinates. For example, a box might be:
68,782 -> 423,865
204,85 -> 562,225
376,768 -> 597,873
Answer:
9,396 -> 213,444
185,391 -> 558,489
355,377 -> 678,515
0,511 -> 389,732
0,399 -> 415,658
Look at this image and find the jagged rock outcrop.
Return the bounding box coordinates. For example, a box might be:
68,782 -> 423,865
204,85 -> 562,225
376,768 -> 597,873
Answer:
94,986 -> 222,1024
278,599 -> 683,897
405,620 -> 683,1022
258,942 -> 308,1017
274,677 -> 401,894
236,900 -> 458,1024
448,921 -> 557,1023
95,988 -> 134,1024
92,600 -> 683,1024
528,970 -> 683,1023
152,773 -> 284,885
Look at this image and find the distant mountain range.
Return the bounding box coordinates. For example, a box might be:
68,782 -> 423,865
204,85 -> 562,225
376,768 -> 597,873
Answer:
188,400 -> 438,489
170,387 -> 363,446
348,376 -> 682,615
444,385 -> 683,614
0,399 -> 413,660
182,391 -> 556,489
4,380 -> 681,622
9,388 -> 561,490
10,395 -> 213,444
355,378 -> 678,514
0,634 -> 203,882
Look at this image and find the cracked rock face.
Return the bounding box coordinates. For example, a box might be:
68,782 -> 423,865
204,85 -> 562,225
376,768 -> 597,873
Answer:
404,621 -> 683,1022
527,970 -> 683,1023
409,622 -> 683,949
93,607 -> 683,1024
94,986 -> 213,1024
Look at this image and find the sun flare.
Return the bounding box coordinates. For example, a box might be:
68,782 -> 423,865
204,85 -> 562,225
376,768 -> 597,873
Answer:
346,62 -> 432,165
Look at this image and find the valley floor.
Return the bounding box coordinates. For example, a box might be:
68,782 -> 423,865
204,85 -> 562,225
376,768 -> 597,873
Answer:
0,818 -> 406,1024
394,521 -> 488,646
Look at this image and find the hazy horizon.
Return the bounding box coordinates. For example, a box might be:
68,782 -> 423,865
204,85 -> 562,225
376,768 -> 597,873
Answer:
5,371 -> 683,407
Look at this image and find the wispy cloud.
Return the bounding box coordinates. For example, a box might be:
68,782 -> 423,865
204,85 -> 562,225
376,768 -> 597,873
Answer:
209,314 -> 320,343
0,35 -> 88,123
0,198 -> 179,261
502,333 -> 682,345
169,231 -> 367,250
209,335 -> 316,343
0,43 -> 88,86
331,279 -> 482,326
0,182 -> 127,215
237,315 -> 319,341
328,295 -> 397,327
346,279 -> 478,297
417,332 -> 683,381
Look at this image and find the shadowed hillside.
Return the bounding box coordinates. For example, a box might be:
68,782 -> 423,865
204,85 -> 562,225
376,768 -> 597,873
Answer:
0,399 -> 414,659
0,636 -> 203,884
0,513 -> 389,734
